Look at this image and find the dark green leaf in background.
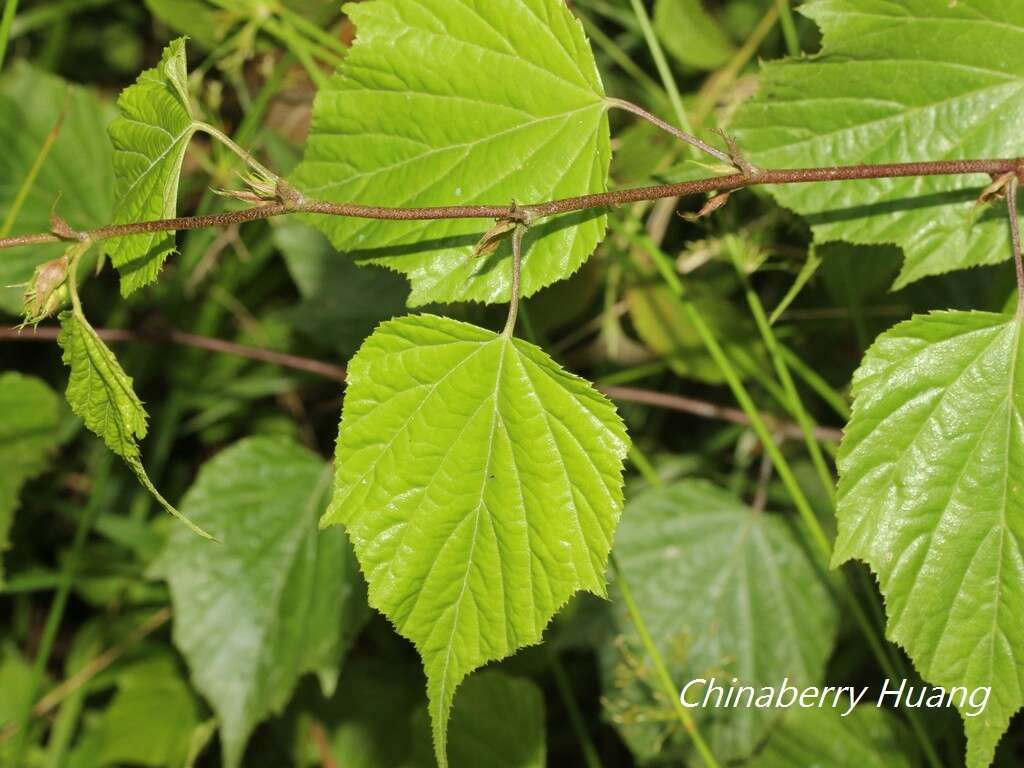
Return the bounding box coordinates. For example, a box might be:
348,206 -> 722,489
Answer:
0,65 -> 114,314
605,480 -> 837,763
748,706 -> 915,768
275,220 -> 408,358
0,372 -> 61,585
152,436 -> 368,768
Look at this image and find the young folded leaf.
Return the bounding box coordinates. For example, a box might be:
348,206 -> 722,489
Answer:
732,0 -> 1024,289
292,0 -> 611,306
834,311 -> 1024,768
107,37 -> 197,295
57,312 -> 210,539
323,314 -> 628,767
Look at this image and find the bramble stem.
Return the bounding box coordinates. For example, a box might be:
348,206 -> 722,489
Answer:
1,158 -> 1020,252
1008,177 -> 1024,316
606,97 -> 735,167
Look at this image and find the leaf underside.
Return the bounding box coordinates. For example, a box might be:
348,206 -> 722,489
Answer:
834,310 -> 1024,767
152,436 -> 367,768
749,706 -> 914,768
324,313 -> 628,766
732,0 -> 1024,288
292,0 -> 611,306
605,480 -> 837,763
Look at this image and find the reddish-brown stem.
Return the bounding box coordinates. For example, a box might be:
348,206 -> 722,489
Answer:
1,325 -> 836,439
1,325 -> 348,382
1007,177 -> 1024,316
0,158 -> 1020,251
606,97 -> 735,167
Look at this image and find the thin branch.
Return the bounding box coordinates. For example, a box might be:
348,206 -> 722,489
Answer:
599,384 -> 843,442
1,325 -> 348,382
606,97 -> 734,167
1,159 -> 1021,251
1,325 -> 836,440
1008,176 -> 1024,316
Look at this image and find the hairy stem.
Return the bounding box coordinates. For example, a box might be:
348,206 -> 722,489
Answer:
1,158 -> 1020,252
1008,177 -> 1024,316
503,223 -> 526,337
606,97 -> 734,166
1,325 -> 835,441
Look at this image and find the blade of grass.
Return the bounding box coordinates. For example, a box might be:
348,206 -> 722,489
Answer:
775,0 -> 800,57
0,104 -> 66,237
631,227 -> 943,768
8,452 -> 112,763
610,554 -> 721,768
0,0 -> 18,71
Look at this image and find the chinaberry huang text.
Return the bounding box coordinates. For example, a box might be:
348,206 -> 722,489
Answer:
679,678 -> 991,718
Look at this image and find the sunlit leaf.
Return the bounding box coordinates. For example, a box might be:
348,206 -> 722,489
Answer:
324,313 -> 628,766
292,0 -> 610,306
57,311 -> 207,537
834,310 -> 1024,767
733,0 -> 1024,288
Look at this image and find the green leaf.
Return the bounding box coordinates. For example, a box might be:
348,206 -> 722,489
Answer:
748,706 -> 915,768
151,436 -> 369,768
275,220 -> 409,357
57,311 -> 209,538
107,37 -> 197,295
67,654 -> 200,768
833,310 -> 1024,768
0,64 -> 115,314
143,0 -> 222,49
292,0 -> 610,306
324,314 -> 628,766
654,0 -> 736,71
605,480 -> 837,763
0,373 -> 61,585
406,671 -> 546,768
732,0 -> 1024,288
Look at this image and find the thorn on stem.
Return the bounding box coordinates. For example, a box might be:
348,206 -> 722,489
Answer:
713,128 -> 757,176
49,213 -> 87,242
